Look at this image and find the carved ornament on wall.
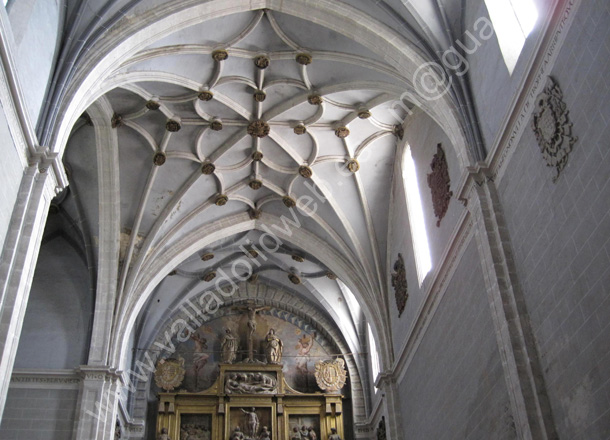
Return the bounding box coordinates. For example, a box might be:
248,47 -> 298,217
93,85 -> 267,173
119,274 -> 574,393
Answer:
314,358 -> 347,393
391,253 -> 408,317
154,357 -> 185,392
531,76 -> 577,182
427,144 -> 452,227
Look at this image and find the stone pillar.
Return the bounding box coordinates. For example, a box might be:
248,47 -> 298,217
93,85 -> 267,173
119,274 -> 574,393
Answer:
375,372 -> 403,440
467,166 -> 557,440
73,366 -> 123,440
0,166 -> 55,419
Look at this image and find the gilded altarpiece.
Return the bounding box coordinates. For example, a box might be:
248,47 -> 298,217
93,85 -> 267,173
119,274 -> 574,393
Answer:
154,308 -> 346,440
157,364 -> 344,440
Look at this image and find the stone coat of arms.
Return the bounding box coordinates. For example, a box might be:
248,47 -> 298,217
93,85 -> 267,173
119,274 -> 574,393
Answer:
531,76 -> 577,182
154,357 -> 186,392
314,358 -> 347,393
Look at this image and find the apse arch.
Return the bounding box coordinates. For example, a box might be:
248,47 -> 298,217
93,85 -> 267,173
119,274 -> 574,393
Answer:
129,286 -> 369,428
46,0 -> 473,172
110,213 -> 392,377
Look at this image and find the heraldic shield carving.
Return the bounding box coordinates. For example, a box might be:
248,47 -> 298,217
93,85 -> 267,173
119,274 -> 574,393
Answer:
531,76 -> 577,182
314,358 -> 347,393
154,357 -> 186,392
391,253 -> 408,317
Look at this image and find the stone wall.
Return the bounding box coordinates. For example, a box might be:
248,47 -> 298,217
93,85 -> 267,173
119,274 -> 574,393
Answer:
0,373 -> 79,440
497,0 -> 610,437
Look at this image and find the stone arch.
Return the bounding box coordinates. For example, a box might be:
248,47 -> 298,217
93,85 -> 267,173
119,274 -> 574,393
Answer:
129,282 -> 367,425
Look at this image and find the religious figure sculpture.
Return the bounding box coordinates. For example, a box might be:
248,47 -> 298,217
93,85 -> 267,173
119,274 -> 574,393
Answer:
328,428 -> 341,440
234,303 -> 268,362
189,331 -> 209,389
241,407 -> 259,438
300,426 -> 308,439
291,427 -> 301,440
158,428 -> 170,440
229,427 -> 245,440
264,328 -> 283,364
307,427 -> 317,440
221,328 -> 238,363
260,426 -> 271,439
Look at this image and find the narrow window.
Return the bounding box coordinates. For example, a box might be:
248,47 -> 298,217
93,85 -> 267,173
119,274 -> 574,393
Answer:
402,146 -> 431,285
367,323 -> 380,385
484,0 -> 538,73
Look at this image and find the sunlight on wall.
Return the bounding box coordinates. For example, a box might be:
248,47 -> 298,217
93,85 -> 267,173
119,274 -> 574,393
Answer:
403,146 -> 432,285
367,323 -> 380,387
484,0 -> 538,73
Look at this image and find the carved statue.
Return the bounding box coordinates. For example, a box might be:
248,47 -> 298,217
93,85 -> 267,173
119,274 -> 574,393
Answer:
234,303 -> 269,362
241,407 -> 259,438
328,428 -> 341,440
264,329 -> 283,364
307,427 -> 317,440
260,426 -> 271,439
300,426 -> 308,438
229,427 -> 245,440
189,331 -> 209,389
158,427 -> 170,440
221,328 -> 238,363
291,427 -> 301,440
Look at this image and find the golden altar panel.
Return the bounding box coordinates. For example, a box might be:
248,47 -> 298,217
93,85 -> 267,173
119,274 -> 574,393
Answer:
156,364 -> 344,440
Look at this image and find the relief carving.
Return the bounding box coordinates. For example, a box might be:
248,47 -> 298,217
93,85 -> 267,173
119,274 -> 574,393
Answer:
531,76 -> 577,182
225,372 -> 278,394
391,254 -> 408,317
427,144 -> 453,227
314,358 -> 347,393
154,357 -> 186,392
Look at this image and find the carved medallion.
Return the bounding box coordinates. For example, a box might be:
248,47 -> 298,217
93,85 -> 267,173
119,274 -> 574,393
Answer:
212,50 -> 229,61
334,126 -> 350,138
254,90 -> 266,102
346,159 -> 359,173
299,165 -> 313,178
282,196 -> 296,208
166,120 -> 181,132
215,194 -> 228,206
391,254 -> 408,317
252,151 -> 264,161
288,273 -> 301,284
427,144 -> 452,227
294,124 -> 307,135
314,358 -> 347,393
248,120 -> 270,138
291,254 -> 305,263
146,100 -> 160,110
393,124 -> 404,140
203,271 -> 216,282
198,91 -> 214,101
307,94 -> 323,105
249,208 -> 262,220
111,113 -> 123,128
201,253 -> 214,261
154,357 -> 185,392
531,77 -> 578,182
358,109 -> 371,119
201,162 -> 215,175
296,53 -> 312,65
153,152 -> 166,166
210,120 -> 223,131
326,271 -> 337,280
249,179 -> 263,190
254,55 -> 270,69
